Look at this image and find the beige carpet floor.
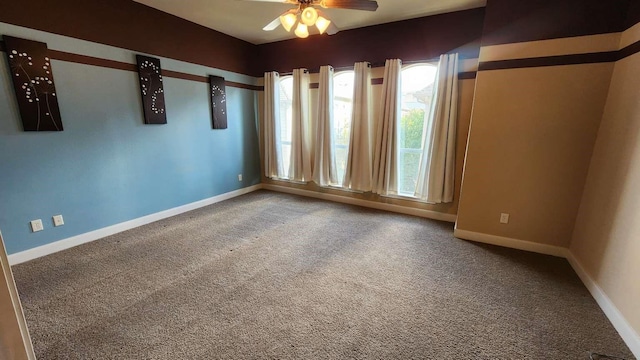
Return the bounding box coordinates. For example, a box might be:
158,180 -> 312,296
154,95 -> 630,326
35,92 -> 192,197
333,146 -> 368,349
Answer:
12,190 -> 634,359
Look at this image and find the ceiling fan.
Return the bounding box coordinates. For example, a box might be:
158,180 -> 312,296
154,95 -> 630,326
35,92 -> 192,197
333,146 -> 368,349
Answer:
245,0 -> 379,38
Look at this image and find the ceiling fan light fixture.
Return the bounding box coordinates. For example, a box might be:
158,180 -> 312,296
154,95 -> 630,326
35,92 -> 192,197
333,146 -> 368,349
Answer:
301,7 -> 319,26
280,11 -> 298,32
294,23 -> 309,38
261,0 -> 378,38
315,15 -> 331,34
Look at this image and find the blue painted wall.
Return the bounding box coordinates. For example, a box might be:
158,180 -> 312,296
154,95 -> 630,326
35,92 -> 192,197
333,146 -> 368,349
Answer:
0,29 -> 261,255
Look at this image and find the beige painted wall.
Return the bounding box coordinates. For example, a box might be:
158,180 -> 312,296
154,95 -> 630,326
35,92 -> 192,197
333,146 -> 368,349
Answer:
570,50 -> 640,337
259,64 -> 477,217
456,62 -> 614,247
0,234 -> 34,360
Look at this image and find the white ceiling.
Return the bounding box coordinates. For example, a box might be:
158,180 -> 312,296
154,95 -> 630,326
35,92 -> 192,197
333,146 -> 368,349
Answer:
133,0 -> 486,45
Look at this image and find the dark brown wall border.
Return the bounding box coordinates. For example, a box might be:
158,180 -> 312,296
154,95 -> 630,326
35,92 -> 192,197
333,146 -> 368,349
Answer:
257,8 -> 484,75
0,43 -> 261,91
163,69 -> 208,83
478,39 -> 640,71
3,39 -> 476,90
618,39 -> 640,61
0,0 -> 257,76
459,71 -> 477,80
160,71 -> 262,91
3,0 -> 636,77
625,1 -> 640,30
49,49 -> 137,72
478,52 -> 617,71
481,0 -> 629,46
226,81 -> 262,91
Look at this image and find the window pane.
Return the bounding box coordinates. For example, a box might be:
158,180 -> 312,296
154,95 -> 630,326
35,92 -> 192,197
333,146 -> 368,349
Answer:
398,65 -> 437,196
278,76 -> 293,178
333,71 -> 354,184
281,144 -> 291,178
399,150 -> 421,195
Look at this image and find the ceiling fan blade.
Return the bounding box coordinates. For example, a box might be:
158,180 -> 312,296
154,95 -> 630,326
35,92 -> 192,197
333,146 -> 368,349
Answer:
326,22 -> 340,35
262,16 -> 282,31
320,0 -> 378,11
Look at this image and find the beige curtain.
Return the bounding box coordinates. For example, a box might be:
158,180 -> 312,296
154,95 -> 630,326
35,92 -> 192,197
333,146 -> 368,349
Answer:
415,53 -> 459,203
343,62 -> 373,191
312,65 -> 338,186
372,59 -> 402,195
263,71 -> 283,178
289,68 -> 313,182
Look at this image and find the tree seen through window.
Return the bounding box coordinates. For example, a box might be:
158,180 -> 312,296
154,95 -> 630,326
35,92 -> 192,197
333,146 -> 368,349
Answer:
399,64 -> 438,196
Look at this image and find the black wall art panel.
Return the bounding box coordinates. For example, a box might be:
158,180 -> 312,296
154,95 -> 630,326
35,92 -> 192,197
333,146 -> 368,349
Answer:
136,55 -> 166,124
3,36 -> 63,131
209,75 -> 227,129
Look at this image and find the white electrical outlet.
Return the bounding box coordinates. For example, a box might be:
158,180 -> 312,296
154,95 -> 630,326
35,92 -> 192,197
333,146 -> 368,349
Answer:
238,174 -> 243,181
500,213 -> 510,224
53,214 -> 64,227
30,219 -> 44,232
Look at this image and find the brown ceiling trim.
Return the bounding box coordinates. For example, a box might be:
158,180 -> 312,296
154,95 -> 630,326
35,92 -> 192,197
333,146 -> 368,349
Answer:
0,47 -> 259,90
478,51 -> 618,71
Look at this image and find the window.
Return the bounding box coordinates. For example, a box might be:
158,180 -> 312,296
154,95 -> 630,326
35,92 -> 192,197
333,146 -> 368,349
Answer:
398,64 -> 438,196
278,76 -> 293,179
332,71 -> 355,185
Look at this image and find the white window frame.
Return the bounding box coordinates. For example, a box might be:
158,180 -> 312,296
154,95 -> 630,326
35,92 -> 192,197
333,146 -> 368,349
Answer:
396,63 -> 439,198
331,70 -> 355,188
276,75 -> 293,180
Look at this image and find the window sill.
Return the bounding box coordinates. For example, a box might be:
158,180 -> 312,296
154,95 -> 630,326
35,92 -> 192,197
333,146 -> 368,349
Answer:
320,184 -> 364,194
268,177 -> 309,185
381,193 -> 436,205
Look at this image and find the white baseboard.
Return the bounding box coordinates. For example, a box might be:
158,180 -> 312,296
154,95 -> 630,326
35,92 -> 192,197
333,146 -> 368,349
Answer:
453,226 -> 639,356
566,252 -> 640,358
263,184 -> 457,223
453,228 -> 568,258
8,184 -> 263,266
